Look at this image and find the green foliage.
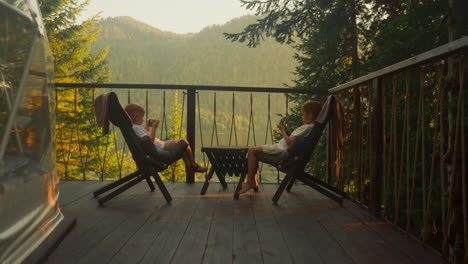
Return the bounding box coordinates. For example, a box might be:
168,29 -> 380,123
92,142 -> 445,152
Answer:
160,90 -> 186,182
39,0 -> 118,179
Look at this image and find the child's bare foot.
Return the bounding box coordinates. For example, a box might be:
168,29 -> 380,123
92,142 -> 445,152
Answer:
186,164 -> 207,173
238,181 -> 259,194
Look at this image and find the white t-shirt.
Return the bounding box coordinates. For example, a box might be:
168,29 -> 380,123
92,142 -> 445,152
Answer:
132,124 -> 165,151
262,123 -> 314,154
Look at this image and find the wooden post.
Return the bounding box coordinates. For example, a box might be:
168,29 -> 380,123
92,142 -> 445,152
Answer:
186,89 -> 196,183
370,77 -> 384,216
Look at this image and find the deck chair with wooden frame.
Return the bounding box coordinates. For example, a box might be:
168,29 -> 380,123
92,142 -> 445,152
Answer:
92,92 -> 176,205
257,95 -> 347,204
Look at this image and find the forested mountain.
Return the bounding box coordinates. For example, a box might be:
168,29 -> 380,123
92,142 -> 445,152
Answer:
91,16 -> 298,157
93,15 -> 297,87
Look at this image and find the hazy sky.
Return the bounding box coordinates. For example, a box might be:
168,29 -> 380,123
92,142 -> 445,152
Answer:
78,0 -> 255,34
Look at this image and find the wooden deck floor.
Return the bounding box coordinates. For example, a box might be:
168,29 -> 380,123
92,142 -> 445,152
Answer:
45,180 -> 447,264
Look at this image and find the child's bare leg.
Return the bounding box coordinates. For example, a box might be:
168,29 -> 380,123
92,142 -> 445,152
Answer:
247,146 -> 263,185
164,139 -> 204,170
164,139 -> 193,167
239,146 -> 263,193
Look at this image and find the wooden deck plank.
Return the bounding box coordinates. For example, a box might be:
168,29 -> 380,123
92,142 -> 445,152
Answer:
262,184 -> 326,264
76,183 -> 177,264
139,183 -> 206,264
232,190 -> 263,264
44,181 -> 448,264
105,184 -> 180,264
344,201 -> 447,264
249,184 -> 294,264
279,185 -> 353,264
46,181 -> 149,263
169,184 -> 222,264
58,180 -> 102,207
202,184 -> 236,264
296,185 -> 415,264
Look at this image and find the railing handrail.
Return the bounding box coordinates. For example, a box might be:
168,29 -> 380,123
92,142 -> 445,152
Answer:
52,82 -> 328,95
329,35 -> 468,94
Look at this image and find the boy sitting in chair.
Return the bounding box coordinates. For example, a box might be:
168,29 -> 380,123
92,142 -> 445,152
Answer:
124,103 -> 207,173
239,100 -> 322,194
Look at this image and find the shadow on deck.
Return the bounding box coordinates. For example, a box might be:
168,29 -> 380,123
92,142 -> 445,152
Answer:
44,181 -> 446,264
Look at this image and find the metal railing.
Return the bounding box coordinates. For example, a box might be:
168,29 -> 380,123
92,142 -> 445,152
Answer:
53,83 -> 326,183
326,36 -> 468,254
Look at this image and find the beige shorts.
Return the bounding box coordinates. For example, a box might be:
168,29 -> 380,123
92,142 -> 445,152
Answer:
262,144 -> 285,155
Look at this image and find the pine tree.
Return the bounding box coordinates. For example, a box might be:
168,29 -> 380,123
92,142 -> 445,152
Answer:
39,0 -> 122,180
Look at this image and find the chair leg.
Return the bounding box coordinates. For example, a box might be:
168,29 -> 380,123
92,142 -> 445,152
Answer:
298,174 -> 343,206
234,172 -> 247,200
286,177 -> 295,192
151,172 -> 172,202
200,167 -> 215,195
272,173 -> 294,203
93,170 -> 140,197
145,176 -> 155,192
98,175 -> 145,205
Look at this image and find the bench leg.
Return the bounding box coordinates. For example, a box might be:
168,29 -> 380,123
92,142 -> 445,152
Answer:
272,173 -> 295,203
217,172 -> 228,189
200,167 -> 215,195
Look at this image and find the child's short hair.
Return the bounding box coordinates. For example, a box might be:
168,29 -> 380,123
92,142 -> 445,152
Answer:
124,103 -> 145,121
302,100 -> 321,115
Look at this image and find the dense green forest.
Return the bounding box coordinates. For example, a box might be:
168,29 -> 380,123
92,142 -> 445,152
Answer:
93,15 -> 297,87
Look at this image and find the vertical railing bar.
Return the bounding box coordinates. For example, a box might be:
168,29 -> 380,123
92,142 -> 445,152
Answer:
145,89 -> 149,124
439,63 -> 447,248
246,93 -> 253,146
210,92 -> 219,146
421,70 -> 427,228
372,77 -> 383,216
367,81 -> 373,210
424,63 -> 444,242
161,91 -> 169,139
358,86 -> 364,201
405,72 -> 410,227
382,76 -> 396,219
391,76 -> 398,221
406,68 -> 425,232
196,91 -> 208,179
395,73 -> 410,225
233,93 -> 238,146
179,91 -> 186,138
228,93 -> 238,146
185,90 -> 195,183
75,88 -> 86,181
458,57 -> 466,260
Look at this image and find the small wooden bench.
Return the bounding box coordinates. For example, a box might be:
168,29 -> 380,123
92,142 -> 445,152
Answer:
200,146 -> 248,199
